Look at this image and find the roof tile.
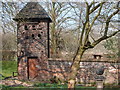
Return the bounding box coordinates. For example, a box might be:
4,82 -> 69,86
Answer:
14,2 -> 52,22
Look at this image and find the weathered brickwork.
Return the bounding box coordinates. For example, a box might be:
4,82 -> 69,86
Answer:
47,60 -> 119,84
13,2 -> 52,81
17,22 -> 49,80
18,22 -> 48,56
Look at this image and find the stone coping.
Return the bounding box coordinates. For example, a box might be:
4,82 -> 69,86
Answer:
48,58 -> 119,63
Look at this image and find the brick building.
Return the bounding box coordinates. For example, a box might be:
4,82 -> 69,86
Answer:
13,2 -> 119,84
13,2 -> 52,81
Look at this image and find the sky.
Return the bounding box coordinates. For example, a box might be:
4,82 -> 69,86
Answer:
0,0 -> 119,2
0,1 -> 119,33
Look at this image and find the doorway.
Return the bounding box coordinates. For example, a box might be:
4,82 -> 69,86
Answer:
28,57 -> 39,80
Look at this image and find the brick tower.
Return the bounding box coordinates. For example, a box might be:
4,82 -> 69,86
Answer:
13,2 -> 52,81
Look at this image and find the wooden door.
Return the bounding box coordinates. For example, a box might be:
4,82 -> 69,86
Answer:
28,57 -> 39,79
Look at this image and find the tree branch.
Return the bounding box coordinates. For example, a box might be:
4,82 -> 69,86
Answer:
107,30 -> 120,38
90,8 -> 119,48
104,9 -> 119,36
92,30 -> 120,47
90,3 -> 103,30
79,3 -> 90,46
89,2 -> 105,14
89,1 -> 95,8
83,3 -> 103,46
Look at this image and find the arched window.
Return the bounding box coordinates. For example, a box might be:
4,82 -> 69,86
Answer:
32,25 -> 36,30
41,32 -> 43,34
24,25 -> 28,30
32,34 -> 35,39
39,27 -> 42,30
41,51 -> 44,54
38,34 -> 41,39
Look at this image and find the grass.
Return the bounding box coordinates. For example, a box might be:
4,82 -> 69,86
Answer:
0,60 -> 17,78
1,83 -> 97,90
1,83 -> 120,90
34,83 -> 68,88
33,83 -> 97,89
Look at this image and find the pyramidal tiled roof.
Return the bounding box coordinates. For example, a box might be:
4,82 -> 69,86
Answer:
14,2 -> 52,22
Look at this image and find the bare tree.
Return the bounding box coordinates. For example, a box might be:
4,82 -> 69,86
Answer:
68,1 -> 120,89
1,2 -> 25,60
46,2 -> 73,57
1,2 -> 25,34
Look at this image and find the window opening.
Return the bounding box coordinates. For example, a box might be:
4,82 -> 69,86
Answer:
32,34 -> 35,39
32,25 -> 36,30
24,25 -> 28,30
38,34 -> 41,39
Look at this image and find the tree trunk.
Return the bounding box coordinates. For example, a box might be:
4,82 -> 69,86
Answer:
68,49 -> 85,89
51,2 -> 57,58
118,32 -> 120,85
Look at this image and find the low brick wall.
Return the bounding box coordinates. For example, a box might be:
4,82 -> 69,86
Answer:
47,60 -> 119,84
17,58 -> 119,84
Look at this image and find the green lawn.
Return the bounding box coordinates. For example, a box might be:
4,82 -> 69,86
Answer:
2,83 -> 97,90
0,61 -> 17,78
1,83 -> 120,90
2,83 -> 120,90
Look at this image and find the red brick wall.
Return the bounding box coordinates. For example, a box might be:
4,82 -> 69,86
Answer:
17,21 -> 49,80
